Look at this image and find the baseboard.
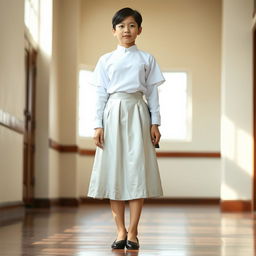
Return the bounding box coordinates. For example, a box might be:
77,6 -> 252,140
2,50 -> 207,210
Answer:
33,198 -> 253,213
144,197 -> 220,204
80,197 -> 220,204
80,197 -> 109,204
32,198 -> 58,208
58,198 -> 81,207
0,201 -> 25,226
32,198 -> 81,208
81,197 -> 253,212
220,200 -> 252,212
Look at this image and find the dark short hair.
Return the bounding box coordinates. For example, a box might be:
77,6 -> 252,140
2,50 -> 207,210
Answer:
112,7 -> 142,30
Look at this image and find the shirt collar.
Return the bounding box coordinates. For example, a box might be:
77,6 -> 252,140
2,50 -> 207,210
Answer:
116,44 -> 138,53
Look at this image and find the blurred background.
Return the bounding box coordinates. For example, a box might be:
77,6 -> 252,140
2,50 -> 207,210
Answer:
0,0 -> 254,213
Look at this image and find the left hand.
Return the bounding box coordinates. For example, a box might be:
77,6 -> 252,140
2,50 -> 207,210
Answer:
151,124 -> 161,146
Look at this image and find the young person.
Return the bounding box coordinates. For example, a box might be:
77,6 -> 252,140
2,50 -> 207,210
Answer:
87,7 -> 165,250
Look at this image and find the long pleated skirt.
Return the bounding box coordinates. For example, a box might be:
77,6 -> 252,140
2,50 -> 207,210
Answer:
87,91 -> 163,200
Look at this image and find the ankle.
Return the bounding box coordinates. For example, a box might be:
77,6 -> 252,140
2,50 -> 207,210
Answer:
128,229 -> 138,236
116,229 -> 127,240
127,231 -> 138,242
117,228 -> 127,235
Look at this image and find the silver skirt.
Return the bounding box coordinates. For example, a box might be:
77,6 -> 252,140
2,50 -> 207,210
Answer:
87,91 -> 163,200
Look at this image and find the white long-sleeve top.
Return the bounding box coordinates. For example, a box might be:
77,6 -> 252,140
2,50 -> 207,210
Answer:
90,44 -> 165,128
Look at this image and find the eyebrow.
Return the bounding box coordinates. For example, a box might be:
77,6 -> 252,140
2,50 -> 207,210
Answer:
118,22 -> 136,24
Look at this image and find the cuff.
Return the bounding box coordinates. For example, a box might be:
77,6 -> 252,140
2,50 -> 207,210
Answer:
94,119 -> 103,129
150,112 -> 161,126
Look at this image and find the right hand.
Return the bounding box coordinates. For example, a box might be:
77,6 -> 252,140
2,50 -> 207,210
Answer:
93,128 -> 104,149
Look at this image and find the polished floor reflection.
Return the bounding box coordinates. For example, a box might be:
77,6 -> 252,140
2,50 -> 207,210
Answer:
0,204 -> 255,255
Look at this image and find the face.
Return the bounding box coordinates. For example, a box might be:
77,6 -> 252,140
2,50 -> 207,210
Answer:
112,16 -> 142,48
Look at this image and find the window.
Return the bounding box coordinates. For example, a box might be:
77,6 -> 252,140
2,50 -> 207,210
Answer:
78,70 -> 96,138
160,72 -> 191,141
78,70 -> 191,141
24,0 -> 40,43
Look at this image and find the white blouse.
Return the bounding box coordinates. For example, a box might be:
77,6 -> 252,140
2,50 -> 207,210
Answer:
90,44 -> 165,128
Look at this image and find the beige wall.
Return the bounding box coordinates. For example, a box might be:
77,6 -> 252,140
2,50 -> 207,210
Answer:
57,0 -> 79,144
0,0 -> 25,119
1,0 -> 254,204
48,0 -> 60,198
48,0 -> 81,199
35,0 -> 53,198
80,0 -> 221,151
0,0 -> 25,204
78,0 -> 222,198
0,127 -> 23,203
221,0 -> 253,200
36,0 -> 80,199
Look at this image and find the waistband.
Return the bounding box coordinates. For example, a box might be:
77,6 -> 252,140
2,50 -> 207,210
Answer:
109,91 -> 143,100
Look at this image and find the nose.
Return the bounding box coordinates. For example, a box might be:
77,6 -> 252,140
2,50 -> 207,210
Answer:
124,25 -> 130,32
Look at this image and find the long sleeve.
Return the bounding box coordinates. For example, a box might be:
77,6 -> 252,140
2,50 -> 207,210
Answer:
89,55 -> 110,129
146,85 -> 161,125
94,85 -> 109,128
145,55 -> 165,126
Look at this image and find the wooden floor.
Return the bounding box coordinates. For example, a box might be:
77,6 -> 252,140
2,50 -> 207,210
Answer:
0,203 -> 255,255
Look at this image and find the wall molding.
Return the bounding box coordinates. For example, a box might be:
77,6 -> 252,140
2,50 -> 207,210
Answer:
49,139 -> 78,153
156,151 -> 220,158
0,109 -> 24,134
0,201 -> 24,209
220,200 -> 252,212
31,197 -> 221,206
31,198 -> 253,213
1,199 -> 252,213
32,198 -> 81,208
0,201 -> 25,226
81,197 -> 220,204
49,139 -> 221,158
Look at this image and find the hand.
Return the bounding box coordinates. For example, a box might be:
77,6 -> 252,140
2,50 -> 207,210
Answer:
151,124 -> 161,146
93,128 -> 104,149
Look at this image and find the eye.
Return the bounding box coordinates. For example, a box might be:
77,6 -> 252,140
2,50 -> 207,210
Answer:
118,24 -> 124,28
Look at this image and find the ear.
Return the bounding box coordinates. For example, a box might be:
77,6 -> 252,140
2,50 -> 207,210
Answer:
112,28 -> 116,36
138,26 -> 142,35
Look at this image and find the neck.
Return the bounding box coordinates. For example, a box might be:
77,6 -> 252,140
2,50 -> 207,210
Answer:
119,42 -> 136,48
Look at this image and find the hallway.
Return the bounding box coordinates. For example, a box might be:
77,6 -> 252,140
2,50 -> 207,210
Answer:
0,203 -> 255,256
0,0 -> 255,255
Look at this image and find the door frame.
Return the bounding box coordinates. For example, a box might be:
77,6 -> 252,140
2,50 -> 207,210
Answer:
253,24 -> 256,211
23,37 -> 37,207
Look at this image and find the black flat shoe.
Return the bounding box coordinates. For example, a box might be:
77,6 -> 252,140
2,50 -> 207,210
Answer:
126,237 -> 140,250
111,236 -> 127,249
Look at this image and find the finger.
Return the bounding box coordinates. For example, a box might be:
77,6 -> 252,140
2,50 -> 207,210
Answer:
100,132 -> 104,145
151,131 -> 155,144
94,135 -> 101,148
153,137 -> 158,145
154,133 -> 160,144
151,128 -> 156,139
96,141 -> 103,149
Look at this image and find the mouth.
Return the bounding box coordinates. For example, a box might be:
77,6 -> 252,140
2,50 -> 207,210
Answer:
123,35 -> 131,38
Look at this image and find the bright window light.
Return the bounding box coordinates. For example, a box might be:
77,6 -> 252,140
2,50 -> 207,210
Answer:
78,70 -> 96,138
78,70 -> 191,141
159,72 -> 190,141
24,0 -> 40,43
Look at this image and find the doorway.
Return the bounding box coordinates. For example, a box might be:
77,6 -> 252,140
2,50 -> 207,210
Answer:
23,39 -> 37,207
253,26 -> 256,211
